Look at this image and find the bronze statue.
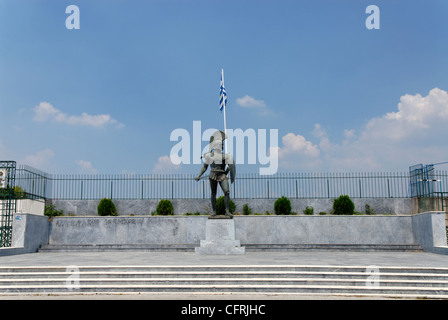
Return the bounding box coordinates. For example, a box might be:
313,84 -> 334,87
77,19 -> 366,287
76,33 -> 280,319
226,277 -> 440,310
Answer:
195,130 -> 235,217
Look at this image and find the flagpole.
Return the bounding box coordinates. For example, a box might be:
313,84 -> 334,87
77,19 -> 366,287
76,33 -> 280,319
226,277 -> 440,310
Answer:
221,68 -> 228,153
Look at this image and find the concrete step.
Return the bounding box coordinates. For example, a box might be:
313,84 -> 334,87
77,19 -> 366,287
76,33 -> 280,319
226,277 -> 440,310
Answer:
38,244 -> 197,252
38,243 -> 424,252
2,278 -> 448,288
1,283 -> 448,298
3,265 -> 448,274
2,271 -> 448,280
1,265 -> 447,298
244,244 -> 423,252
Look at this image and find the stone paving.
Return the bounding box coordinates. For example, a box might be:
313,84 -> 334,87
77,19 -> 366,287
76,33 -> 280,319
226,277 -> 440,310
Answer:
1,250 -> 448,268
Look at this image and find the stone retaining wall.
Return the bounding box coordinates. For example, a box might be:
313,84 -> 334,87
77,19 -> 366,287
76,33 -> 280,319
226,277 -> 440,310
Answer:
3,212 -> 446,256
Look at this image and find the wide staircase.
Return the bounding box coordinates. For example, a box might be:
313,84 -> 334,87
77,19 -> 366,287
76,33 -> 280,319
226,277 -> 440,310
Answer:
1,265 -> 448,298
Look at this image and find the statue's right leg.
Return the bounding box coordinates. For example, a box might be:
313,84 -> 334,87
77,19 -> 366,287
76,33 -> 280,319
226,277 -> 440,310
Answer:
209,179 -> 218,216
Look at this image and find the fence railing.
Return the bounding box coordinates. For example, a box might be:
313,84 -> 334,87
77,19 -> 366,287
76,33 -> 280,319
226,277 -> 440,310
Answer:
14,165 -> 448,200
13,165 -> 446,200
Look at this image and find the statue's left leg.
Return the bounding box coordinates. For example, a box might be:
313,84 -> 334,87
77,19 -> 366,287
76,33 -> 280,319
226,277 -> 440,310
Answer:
210,179 -> 218,216
219,179 -> 232,217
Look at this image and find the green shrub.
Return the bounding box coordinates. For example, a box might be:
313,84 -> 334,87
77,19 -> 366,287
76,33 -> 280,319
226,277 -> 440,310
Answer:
319,211 -> 327,215
274,196 -> 291,215
332,195 -> 355,215
365,204 -> 374,215
44,204 -> 64,217
303,206 -> 314,215
97,198 -> 117,216
184,212 -> 201,216
13,186 -> 27,199
242,204 -> 252,215
216,196 -> 236,215
156,199 -> 174,215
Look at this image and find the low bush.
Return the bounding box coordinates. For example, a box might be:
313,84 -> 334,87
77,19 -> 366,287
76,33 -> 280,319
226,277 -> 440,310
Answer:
216,196 -> 236,215
365,204 -> 374,215
156,199 -> 174,215
303,206 -> 314,215
332,195 -> 355,215
274,196 -> 292,215
97,198 -> 117,216
242,204 -> 252,215
44,204 -> 64,217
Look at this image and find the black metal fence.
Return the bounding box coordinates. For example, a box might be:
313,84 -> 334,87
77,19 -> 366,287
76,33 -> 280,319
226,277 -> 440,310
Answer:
14,164 -> 448,200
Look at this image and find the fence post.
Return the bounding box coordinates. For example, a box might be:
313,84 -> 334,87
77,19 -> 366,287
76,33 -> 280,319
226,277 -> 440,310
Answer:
387,178 -> 391,198
267,181 -> 270,199
296,180 -> 298,198
359,179 -> 362,198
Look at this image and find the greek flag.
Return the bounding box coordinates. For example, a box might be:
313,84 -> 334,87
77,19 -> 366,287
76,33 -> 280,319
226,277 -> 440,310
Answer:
219,70 -> 227,112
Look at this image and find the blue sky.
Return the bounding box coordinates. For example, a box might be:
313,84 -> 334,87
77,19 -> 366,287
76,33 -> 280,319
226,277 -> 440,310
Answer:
1,0 -> 448,174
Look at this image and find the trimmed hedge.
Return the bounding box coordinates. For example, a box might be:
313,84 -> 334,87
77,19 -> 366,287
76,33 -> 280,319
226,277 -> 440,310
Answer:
274,196 -> 292,215
97,198 -> 117,216
332,195 -> 355,215
156,199 -> 174,215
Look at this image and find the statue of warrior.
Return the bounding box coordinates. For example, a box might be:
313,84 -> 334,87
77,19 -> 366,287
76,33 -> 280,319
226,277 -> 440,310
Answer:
195,130 -> 236,217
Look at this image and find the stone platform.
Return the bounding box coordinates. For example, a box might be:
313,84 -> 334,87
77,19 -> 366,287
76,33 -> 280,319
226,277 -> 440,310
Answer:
195,218 -> 245,255
1,212 -> 447,257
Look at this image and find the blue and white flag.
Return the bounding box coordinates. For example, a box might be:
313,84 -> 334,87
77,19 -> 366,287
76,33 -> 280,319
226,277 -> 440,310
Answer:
219,70 -> 227,112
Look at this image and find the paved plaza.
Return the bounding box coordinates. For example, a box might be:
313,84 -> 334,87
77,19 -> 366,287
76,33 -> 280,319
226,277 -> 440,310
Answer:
1,250 -> 448,268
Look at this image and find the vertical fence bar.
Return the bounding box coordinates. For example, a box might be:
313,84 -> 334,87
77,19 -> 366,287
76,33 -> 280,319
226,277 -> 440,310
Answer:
267,181 -> 269,199
295,180 -> 298,199
387,178 -> 391,198
359,179 -> 362,198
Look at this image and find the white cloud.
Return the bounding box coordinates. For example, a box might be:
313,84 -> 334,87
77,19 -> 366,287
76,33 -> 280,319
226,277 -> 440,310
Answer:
384,88 -> 448,127
22,149 -> 54,168
362,88 -> 448,142
343,129 -> 355,139
152,155 -> 182,173
280,133 -> 320,158
312,123 -> 327,139
236,95 -> 266,108
236,95 -> 274,116
75,160 -> 98,174
275,132 -> 321,170
33,102 -> 124,128
277,88 -> 448,171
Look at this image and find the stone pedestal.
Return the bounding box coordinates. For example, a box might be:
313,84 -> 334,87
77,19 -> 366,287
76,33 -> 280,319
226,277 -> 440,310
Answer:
195,218 -> 245,255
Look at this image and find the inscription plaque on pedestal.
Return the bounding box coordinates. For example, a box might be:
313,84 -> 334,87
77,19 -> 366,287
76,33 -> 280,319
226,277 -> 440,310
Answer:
195,219 -> 245,255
